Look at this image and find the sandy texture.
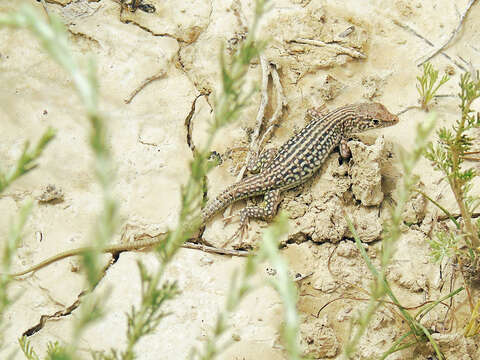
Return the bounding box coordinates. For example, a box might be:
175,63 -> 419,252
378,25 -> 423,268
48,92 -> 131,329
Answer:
1,0 -> 480,359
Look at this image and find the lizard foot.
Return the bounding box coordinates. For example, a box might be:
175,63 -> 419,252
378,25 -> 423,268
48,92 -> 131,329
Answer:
230,217 -> 250,241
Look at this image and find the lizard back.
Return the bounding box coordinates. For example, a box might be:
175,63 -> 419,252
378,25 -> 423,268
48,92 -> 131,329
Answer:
261,106 -> 347,191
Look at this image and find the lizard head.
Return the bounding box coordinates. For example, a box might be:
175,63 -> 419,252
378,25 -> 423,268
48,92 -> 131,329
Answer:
346,102 -> 399,134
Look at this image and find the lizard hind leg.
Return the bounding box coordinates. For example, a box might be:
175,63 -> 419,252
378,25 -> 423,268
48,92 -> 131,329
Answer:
230,189 -> 282,240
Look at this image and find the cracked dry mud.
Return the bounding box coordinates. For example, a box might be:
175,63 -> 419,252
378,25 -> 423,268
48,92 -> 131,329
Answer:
1,0 -> 480,359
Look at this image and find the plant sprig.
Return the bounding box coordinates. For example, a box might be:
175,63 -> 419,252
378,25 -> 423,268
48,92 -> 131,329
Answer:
0,128 -> 56,193
425,71 -> 480,252
422,69 -> 480,339
416,62 -> 450,111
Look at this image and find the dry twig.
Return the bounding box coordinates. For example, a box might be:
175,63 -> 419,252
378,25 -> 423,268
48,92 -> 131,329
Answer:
124,71 -> 166,104
395,105 -> 421,116
392,19 -> 466,71
224,57 -> 287,217
417,0 -> 477,66
182,241 -> 249,257
240,53 -> 270,177
293,271 -> 313,282
258,64 -> 287,149
38,0 -> 50,19
223,55 -> 270,217
290,38 -> 366,59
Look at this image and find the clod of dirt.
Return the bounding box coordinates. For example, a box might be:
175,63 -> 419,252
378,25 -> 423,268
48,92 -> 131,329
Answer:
260,5 -> 368,83
300,315 -> 339,358
388,229 -> 436,293
311,74 -> 345,102
362,75 -> 385,100
37,184 -> 64,204
402,182 -> 427,224
429,333 -> 479,359
288,137 -> 389,244
349,136 -> 387,206
346,206 -> 382,243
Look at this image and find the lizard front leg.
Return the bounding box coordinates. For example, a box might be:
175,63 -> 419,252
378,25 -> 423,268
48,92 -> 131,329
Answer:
247,148 -> 278,173
232,189 -> 281,239
340,138 -> 351,159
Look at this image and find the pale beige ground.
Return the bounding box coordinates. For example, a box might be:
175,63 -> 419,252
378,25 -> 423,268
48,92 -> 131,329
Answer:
1,0 -> 480,359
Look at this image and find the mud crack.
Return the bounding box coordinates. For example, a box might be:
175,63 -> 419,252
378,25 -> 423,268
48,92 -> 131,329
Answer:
22,257 -> 119,337
184,92 -> 209,152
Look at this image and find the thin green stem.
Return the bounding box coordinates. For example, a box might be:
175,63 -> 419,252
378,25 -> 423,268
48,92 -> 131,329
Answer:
415,189 -> 460,229
379,331 -> 415,360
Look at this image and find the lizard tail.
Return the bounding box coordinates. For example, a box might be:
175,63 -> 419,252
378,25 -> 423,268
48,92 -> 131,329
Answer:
201,174 -> 266,223
201,185 -> 237,223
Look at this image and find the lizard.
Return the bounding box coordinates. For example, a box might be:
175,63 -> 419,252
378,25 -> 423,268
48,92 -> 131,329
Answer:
6,102 -> 399,277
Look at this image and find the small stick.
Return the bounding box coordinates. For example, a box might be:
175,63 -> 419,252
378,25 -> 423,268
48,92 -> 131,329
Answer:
437,212 -> 480,222
290,38 -> 366,59
258,64 -> 287,149
244,55 -> 270,169
224,54 -> 270,216
391,19 -> 466,71
396,94 -> 456,116
458,55 -> 479,81
417,0 -> 477,66
38,0 -> 50,19
460,156 -> 480,162
124,72 -> 165,104
392,19 -> 434,46
433,94 -> 456,98
293,271 -> 313,282
247,54 -> 270,161
395,105 -> 421,116
470,44 -> 480,54
338,26 -> 355,38
182,241 -> 249,257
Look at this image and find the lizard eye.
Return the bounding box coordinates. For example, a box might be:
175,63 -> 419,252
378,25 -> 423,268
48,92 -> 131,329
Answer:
373,119 -> 380,125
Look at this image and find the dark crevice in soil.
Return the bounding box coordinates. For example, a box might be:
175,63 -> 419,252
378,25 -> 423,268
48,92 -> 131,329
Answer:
22,257 -> 118,337
120,18 -> 182,41
184,93 -> 207,152
23,293 -> 83,337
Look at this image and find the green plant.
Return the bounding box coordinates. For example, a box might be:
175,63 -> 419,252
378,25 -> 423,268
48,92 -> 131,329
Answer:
0,129 -> 56,193
260,213 -> 301,360
428,231 -> 460,263
416,62 -> 450,111
464,300 -> 480,337
1,5 -> 117,358
0,201 -> 34,359
425,71 -> 480,253
18,336 -> 39,360
344,115 -> 464,360
19,336 -> 71,360
90,0 -> 273,359
423,70 -> 480,338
